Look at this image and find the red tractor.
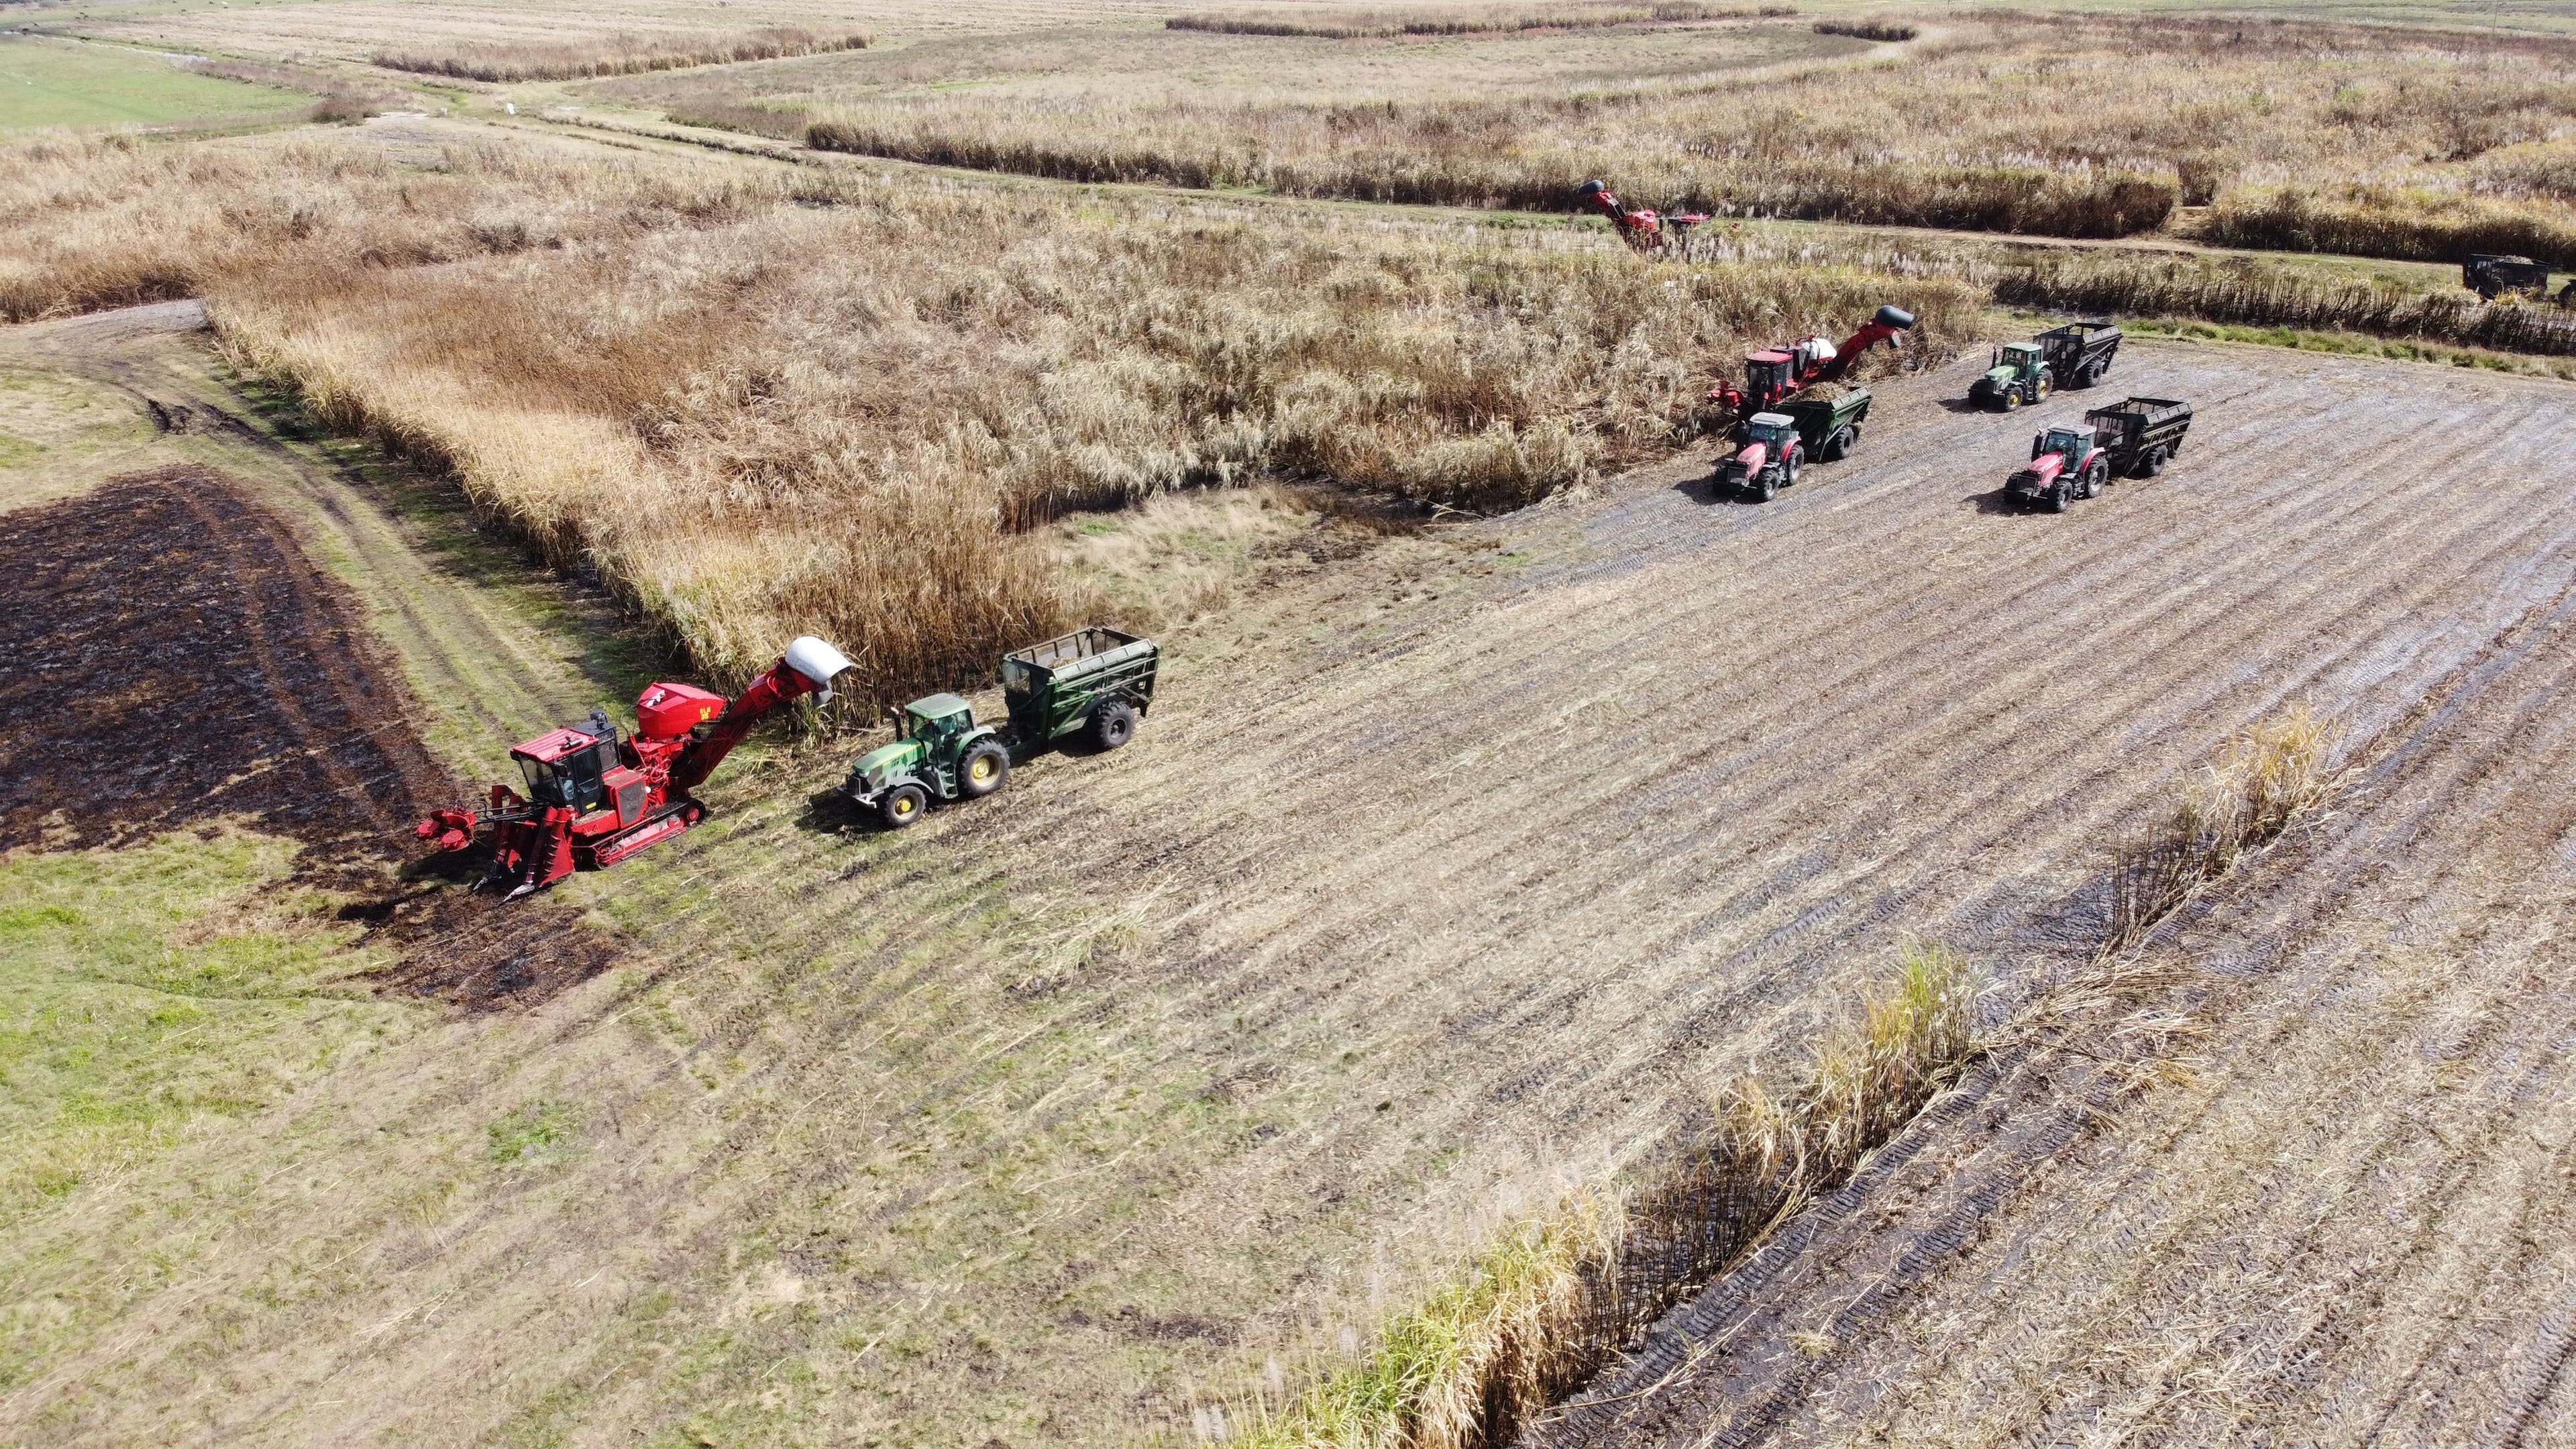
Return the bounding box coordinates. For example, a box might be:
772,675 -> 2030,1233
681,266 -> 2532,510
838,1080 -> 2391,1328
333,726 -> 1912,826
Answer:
1709,305 -> 1916,416
417,636 -> 852,899
2004,423 -> 2113,513
1579,179 -> 1709,253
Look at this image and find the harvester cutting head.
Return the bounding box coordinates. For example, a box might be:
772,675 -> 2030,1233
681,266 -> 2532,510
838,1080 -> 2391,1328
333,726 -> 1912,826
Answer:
415,635 -> 853,899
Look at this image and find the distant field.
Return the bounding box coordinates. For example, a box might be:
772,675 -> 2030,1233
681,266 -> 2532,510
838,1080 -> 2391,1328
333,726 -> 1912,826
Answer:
0,35 -> 309,132
588,15 -> 1860,133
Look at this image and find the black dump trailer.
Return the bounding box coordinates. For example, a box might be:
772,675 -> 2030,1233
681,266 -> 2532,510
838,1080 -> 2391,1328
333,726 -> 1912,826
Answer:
2038,321 -> 2122,389
2083,396 -> 2193,478
2465,254 -> 2555,301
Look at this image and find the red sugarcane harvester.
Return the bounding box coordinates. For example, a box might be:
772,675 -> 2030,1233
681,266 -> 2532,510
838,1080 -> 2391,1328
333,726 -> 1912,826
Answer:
416,636 -> 853,899
1579,179 -> 1710,253
1709,305 -> 1917,416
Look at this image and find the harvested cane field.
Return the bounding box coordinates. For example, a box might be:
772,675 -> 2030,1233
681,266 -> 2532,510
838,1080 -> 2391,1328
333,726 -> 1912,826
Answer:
11,304 -> 2576,1445
9,1 -> 2576,1445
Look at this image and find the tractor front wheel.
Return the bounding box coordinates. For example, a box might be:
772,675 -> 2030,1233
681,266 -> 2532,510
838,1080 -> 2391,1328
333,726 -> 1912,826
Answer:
1090,698 -> 1138,751
880,782 -> 928,830
2048,480 -> 2072,513
1756,470 -> 1778,502
961,741 -> 1010,799
2000,389 -> 2021,412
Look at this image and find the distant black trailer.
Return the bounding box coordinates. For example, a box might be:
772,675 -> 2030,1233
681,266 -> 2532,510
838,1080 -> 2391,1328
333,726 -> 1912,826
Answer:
2465,254 -> 2555,301
2037,321 -> 2121,390
2084,396 -> 2193,478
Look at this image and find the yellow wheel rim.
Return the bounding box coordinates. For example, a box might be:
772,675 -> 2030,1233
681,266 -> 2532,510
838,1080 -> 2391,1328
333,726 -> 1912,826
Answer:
894,796 -> 917,817
971,757 -> 996,781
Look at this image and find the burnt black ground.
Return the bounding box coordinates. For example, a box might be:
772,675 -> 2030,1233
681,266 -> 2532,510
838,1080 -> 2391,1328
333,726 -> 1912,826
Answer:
0,466 -> 612,1007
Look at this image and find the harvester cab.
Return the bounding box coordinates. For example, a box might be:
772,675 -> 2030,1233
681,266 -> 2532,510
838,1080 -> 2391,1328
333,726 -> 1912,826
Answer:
1972,341 -> 2051,411
416,635 -> 852,899
512,712 -> 626,816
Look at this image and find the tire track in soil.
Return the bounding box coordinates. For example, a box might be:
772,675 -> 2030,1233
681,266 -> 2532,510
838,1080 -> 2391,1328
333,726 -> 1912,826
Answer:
0,466 -> 612,1008
1530,545 -> 2576,1447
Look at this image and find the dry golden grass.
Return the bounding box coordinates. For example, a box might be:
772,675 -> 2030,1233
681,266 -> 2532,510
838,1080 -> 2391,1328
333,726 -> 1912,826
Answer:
0,127 -> 1968,702
1164,2 -> 1790,40
2106,706 -> 2334,955
372,26 -> 871,84
784,13 -> 2576,255
0,131 -> 787,323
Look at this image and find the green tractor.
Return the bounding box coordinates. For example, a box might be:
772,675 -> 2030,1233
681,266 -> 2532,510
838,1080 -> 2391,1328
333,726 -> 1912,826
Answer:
1969,341 -> 2052,411
843,627 -> 1159,829
844,693 -> 1013,828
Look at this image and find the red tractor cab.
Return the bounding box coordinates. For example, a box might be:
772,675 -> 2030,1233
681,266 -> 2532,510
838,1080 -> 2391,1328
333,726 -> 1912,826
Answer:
2005,424 -> 2112,513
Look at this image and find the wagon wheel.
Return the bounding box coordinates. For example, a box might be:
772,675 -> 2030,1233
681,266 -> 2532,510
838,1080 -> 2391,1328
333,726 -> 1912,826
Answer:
1090,698 -> 1138,751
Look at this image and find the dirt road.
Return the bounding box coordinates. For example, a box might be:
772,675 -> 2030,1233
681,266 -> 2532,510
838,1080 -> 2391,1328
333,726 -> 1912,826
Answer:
10,329 -> 2576,1446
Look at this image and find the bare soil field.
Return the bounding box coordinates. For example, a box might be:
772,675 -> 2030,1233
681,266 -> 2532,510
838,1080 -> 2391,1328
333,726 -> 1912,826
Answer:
10,314 -> 2576,1446
0,460 -> 616,1006
1544,520 -> 2576,1447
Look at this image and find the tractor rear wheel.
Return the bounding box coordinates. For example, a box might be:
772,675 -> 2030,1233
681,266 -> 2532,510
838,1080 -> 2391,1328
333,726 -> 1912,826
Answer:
1783,447 -> 1803,488
880,782 -> 928,829
1090,698 -> 1138,751
961,741 -> 1010,798
2084,460 -> 2108,498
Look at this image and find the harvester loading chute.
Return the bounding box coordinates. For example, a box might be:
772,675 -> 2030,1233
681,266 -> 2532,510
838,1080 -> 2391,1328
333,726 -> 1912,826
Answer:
1709,305 -> 1915,416
1580,178 -> 1710,253
417,635 -> 853,899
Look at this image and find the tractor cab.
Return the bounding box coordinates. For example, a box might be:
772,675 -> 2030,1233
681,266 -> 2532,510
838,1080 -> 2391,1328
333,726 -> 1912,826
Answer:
1974,341 -> 2051,410
510,713 -> 623,813
902,693 -> 975,745
1742,412 -> 1798,453
1994,341 -> 2046,384
2033,423 -> 2096,473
